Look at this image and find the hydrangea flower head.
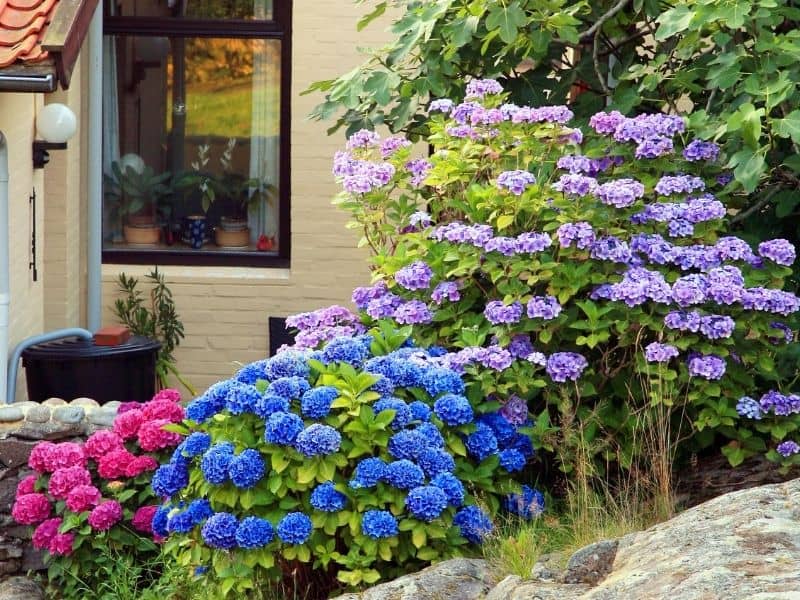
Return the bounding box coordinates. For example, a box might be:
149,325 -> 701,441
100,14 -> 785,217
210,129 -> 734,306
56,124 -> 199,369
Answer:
362,510 -> 398,538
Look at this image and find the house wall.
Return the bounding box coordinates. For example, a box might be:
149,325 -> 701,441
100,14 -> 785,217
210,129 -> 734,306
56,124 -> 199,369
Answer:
0,94 -> 46,401
100,1 -> 392,396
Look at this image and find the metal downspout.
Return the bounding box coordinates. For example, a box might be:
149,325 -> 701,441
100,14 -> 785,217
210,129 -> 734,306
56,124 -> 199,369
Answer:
87,4 -> 103,332
0,133 -> 9,403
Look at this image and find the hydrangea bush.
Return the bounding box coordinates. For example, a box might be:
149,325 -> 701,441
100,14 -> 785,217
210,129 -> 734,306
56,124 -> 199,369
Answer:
329,79 -> 800,470
11,390 -> 184,597
156,329 -> 542,596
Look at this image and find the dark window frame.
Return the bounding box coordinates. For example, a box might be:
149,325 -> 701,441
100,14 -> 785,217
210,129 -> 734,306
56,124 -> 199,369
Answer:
102,3 -> 292,269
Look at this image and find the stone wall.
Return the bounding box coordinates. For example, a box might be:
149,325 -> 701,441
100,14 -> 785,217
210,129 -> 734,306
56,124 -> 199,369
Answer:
0,399 -> 114,577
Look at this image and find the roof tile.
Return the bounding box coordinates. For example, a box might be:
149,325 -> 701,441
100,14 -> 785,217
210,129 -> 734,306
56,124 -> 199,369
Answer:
0,0 -> 57,66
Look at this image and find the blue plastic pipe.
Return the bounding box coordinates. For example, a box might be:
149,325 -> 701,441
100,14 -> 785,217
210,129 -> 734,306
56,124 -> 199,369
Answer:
6,328 -> 94,403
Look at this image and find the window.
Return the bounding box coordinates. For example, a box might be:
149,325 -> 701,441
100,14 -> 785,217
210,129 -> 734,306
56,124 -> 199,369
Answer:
102,0 -> 291,267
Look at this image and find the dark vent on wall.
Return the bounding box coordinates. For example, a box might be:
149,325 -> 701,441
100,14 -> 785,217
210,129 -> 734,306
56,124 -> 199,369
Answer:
268,317 -> 296,357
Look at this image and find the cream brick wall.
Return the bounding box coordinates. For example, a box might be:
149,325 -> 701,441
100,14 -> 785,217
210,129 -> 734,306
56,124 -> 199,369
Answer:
0,94 -> 46,401
101,1 -> 394,396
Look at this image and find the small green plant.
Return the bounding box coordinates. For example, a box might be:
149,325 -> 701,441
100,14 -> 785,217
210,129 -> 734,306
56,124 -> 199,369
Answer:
113,268 -> 195,395
105,161 -> 172,223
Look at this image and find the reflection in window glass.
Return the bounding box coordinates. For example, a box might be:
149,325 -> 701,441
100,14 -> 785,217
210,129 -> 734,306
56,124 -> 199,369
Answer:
103,35 -> 281,254
105,0 -> 273,20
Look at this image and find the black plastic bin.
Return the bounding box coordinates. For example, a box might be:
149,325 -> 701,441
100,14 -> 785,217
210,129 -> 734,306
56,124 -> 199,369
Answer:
22,335 -> 161,404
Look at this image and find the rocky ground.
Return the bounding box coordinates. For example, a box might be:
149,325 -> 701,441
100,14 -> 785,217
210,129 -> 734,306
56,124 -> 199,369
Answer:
335,477 -> 800,600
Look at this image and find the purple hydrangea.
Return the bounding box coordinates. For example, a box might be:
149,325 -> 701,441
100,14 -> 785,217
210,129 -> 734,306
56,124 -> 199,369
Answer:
497,170 -> 536,195
515,232 -> 552,253
431,281 -> 461,304
483,236 -> 518,256
393,300 -> 433,325
429,99 -> 454,114
552,174 -> 598,196
508,335 -> 534,359
484,301 -> 523,325
644,342 -> 679,363
366,293 -> 403,319
655,175 -> 706,196
342,161 -> 396,194
589,110 -> 626,134
557,222 -> 595,249
545,352 -> 588,382
526,296 -> 562,320
758,239 -> 796,266
500,395 -> 528,426
609,267 -> 671,306
406,159 -> 432,186
465,78 -> 504,98
736,396 -> 763,419
687,355 -> 726,380
380,136 -> 411,158
777,441 -> 800,457
395,260 -> 434,290
635,137 -> 674,159
590,236 -> 631,263
698,315 -> 736,339
671,274 -> 708,307
682,140 -> 720,162
769,322 -> 794,344
346,129 -> 380,150
512,105 -> 573,124
594,178 -> 645,208
664,310 -> 701,332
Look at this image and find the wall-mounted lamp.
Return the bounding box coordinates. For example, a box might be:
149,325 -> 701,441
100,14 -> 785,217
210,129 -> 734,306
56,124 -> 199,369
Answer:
33,103 -> 78,169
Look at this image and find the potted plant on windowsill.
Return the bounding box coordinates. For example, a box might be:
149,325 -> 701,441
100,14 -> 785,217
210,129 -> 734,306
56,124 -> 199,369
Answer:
105,156 -> 171,245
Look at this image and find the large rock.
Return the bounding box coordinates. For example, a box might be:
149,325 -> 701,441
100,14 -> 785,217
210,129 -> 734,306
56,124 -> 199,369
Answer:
334,558 -> 494,600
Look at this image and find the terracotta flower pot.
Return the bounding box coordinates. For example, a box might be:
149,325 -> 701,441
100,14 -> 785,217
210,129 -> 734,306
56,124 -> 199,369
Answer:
215,227 -> 250,248
123,224 -> 160,245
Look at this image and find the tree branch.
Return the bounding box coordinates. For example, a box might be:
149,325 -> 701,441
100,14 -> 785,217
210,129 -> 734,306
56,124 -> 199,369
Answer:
730,185 -> 782,224
580,0 -> 632,40
593,30 -> 612,96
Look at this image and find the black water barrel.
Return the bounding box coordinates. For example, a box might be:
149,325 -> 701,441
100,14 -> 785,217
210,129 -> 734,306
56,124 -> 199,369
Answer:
22,336 -> 161,403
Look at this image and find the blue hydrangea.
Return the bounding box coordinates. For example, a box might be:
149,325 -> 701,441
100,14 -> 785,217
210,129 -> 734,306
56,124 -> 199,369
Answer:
507,433 -> 535,459
431,472 -> 465,506
371,375 -> 395,395
177,432 -> 212,458
152,504 -> 171,537
235,360 -> 268,384
421,367 -> 465,397
478,413 -> 516,445
235,516 -> 275,549
295,424 -> 342,457
505,485 -> 545,519
388,429 -> 426,460
349,457 -> 387,489
167,499 -> 213,533
417,447 -> 455,478
310,482 -> 347,512
185,396 -> 218,423
361,510 -> 398,539
301,386 -> 339,419
264,351 -> 310,380
364,356 -> 423,388
499,449 -> 526,472
264,412 -> 305,445
321,336 -> 371,367
406,485 -> 448,522
415,422 -> 445,448
228,449 -> 265,488
374,397 -> 413,429
453,505 -> 493,543
268,376 -> 311,400
151,462 -> 189,498
434,394 -> 474,426
201,512 -> 238,549
409,401 -> 432,422
384,459 -> 425,490
254,394 -> 290,419
200,442 -> 235,485
276,512 -> 313,544
225,383 -> 262,415
466,423 -> 499,461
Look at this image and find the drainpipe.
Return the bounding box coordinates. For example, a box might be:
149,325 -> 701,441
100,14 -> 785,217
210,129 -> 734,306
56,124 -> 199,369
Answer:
0,132 -> 8,403
87,4 -> 103,332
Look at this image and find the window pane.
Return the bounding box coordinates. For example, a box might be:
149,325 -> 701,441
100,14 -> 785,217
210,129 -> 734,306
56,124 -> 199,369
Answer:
102,35 -> 281,256
106,0 -> 273,20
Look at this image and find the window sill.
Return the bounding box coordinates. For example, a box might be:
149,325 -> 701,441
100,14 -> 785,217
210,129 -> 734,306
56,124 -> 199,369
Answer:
103,243 -> 288,269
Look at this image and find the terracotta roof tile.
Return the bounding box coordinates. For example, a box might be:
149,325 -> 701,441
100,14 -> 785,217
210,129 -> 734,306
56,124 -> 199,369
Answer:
0,0 -> 57,67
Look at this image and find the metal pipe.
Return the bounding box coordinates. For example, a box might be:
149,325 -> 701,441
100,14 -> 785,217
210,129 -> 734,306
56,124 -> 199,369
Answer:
6,328 -> 94,404
87,4 -> 103,332
0,74 -> 56,93
0,133 -> 9,403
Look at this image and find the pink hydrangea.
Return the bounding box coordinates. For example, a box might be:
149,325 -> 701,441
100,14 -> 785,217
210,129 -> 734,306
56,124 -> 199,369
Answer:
113,409 -> 144,440
48,466 -> 92,500
141,399 -> 185,423
44,442 -> 86,471
97,448 -> 137,479
32,517 -> 61,550
49,532 -> 75,556
65,485 -> 101,513
11,493 -> 51,525
117,401 -> 142,414
84,430 -> 124,460
16,474 -> 38,496
137,419 -> 182,452
151,388 -> 181,403
124,455 -> 158,478
88,500 -> 123,531
131,505 -> 158,534
27,442 -> 57,472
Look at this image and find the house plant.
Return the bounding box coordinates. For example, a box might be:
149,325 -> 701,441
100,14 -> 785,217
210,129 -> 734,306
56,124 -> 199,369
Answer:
105,157 -> 171,245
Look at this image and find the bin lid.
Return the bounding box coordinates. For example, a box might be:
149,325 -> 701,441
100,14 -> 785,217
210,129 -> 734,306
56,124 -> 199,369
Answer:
21,335 -> 161,361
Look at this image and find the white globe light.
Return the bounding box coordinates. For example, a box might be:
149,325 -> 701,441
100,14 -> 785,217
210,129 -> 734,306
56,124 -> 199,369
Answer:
119,153 -> 146,175
36,103 -> 77,144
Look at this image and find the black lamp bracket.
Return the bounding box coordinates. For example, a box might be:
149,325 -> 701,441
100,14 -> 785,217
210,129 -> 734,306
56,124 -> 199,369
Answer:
33,141 -> 68,169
